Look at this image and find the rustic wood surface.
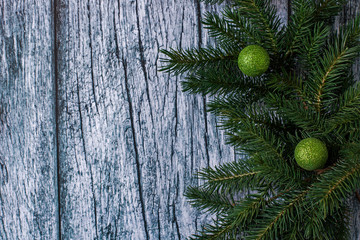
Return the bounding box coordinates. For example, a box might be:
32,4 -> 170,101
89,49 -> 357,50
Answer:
56,0 -> 235,239
0,0 -> 58,239
0,0 -> 359,239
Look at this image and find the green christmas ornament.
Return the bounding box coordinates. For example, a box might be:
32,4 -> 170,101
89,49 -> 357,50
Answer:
237,45 -> 270,77
294,138 -> 328,171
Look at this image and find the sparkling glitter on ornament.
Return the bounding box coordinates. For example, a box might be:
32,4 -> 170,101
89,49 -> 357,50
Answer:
294,138 -> 328,171
237,45 -> 270,77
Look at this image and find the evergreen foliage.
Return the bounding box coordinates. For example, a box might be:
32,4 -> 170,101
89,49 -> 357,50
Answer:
160,0 -> 360,238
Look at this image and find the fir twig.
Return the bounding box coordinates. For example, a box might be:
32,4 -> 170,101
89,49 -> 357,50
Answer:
223,7 -> 262,45
247,189 -> 309,240
307,153 -> 360,217
233,0 -> 282,54
159,45 -> 237,75
326,82 -> 360,134
196,160 -> 261,195
182,67 -> 265,97
203,11 -> 246,47
185,186 -> 235,214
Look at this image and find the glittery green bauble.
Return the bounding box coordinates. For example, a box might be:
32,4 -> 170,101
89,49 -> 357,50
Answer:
294,138 -> 328,171
237,45 -> 270,77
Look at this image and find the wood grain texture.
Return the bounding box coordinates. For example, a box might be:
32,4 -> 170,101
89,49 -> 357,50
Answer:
56,0 -> 237,239
0,0 -> 58,239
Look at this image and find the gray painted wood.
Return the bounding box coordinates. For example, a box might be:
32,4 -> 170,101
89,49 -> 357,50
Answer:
0,0 -> 58,239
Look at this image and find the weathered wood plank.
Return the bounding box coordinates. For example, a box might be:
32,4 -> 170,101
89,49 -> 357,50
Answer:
0,0 -> 58,239
56,0 -> 236,239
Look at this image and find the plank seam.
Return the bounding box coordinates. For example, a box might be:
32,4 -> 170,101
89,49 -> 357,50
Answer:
86,1 -> 99,114
135,0 -> 154,125
195,0 -> 211,167
53,0 -> 61,239
75,74 -> 99,239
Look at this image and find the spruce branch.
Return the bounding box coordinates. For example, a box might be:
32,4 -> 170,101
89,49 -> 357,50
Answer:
307,35 -> 359,112
253,154 -> 304,189
266,93 -> 324,134
208,96 -> 289,135
222,7 -> 262,45
159,45 -> 237,75
207,98 -> 305,188
196,160 -> 261,195
312,0 -> 347,22
283,0 -> 345,58
343,13 -> 360,48
182,67 -> 265,97
225,124 -> 283,158
283,0 -> 316,57
206,171 -> 258,183
266,72 -> 312,113
185,186 -> 235,214
189,217 -> 237,240
326,82 -> 360,133
321,206 -> 351,240
303,204 -> 351,240
335,121 -> 360,141
233,0 -> 282,54
282,222 -> 306,240
190,194 -> 267,240
266,70 -> 304,96
307,146 -> 360,218
298,22 -> 331,69
308,15 -> 360,112
246,189 -> 309,240
202,11 -> 246,48
298,145 -> 359,238
314,51 -> 357,112
224,126 -> 305,189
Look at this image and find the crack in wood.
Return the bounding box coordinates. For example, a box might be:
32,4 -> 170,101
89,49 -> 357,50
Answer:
157,206 -> 161,240
87,0 -> 99,114
121,56 -> 150,240
135,0 -> 154,126
195,0 -> 211,167
53,0 -> 61,238
0,186 -> 8,239
174,172 -> 181,240
172,202 -> 181,240
76,75 -> 99,240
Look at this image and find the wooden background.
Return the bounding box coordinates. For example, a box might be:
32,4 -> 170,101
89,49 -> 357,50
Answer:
0,0 -> 359,239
